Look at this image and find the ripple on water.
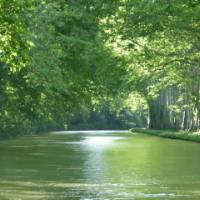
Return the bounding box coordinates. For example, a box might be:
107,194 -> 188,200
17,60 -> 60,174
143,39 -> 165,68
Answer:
1,130 -> 200,200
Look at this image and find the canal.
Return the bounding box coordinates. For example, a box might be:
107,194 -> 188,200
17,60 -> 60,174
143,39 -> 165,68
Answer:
0,130 -> 200,199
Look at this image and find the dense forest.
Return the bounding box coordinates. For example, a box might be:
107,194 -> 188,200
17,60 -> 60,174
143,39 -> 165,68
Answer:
0,0 -> 199,137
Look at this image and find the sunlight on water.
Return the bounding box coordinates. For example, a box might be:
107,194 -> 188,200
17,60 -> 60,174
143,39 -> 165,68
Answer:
85,136 -> 125,145
51,130 -> 130,134
83,136 -> 125,147
0,130 -> 200,199
56,136 -> 125,148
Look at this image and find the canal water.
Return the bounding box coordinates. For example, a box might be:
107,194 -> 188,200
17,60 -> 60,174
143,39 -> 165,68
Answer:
0,130 -> 200,199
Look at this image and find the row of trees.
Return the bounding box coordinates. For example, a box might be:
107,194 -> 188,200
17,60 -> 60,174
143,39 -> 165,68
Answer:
0,0 -> 199,137
0,0 -> 130,137
110,0 -> 200,131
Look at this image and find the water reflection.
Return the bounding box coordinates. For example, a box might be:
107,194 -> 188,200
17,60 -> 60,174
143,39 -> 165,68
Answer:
0,131 -> 200,199
84,136 -> 124,147
51,130 -> 130,134
56,136 -> 124,147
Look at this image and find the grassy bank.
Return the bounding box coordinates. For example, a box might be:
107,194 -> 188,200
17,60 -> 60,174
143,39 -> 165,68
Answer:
130,128 -> 200,143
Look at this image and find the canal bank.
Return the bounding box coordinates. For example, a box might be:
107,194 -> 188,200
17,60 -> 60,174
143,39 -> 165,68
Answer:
131,128 -> 200,143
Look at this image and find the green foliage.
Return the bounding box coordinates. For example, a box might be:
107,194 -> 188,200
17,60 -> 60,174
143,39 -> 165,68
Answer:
111,0 -> 200,130
0,0 -> 126,137
0,0 -> 199,137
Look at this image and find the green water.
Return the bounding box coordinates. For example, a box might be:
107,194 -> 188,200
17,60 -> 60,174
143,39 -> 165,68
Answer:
0,130 -> 200,200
